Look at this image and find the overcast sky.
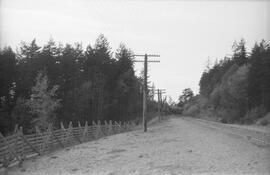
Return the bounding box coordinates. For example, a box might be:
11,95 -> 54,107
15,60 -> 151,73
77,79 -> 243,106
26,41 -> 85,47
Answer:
1,0 -> 270,102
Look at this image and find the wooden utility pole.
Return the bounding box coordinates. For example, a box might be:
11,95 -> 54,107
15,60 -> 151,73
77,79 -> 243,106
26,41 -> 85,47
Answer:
133,54 -> 160,132
155,89 -> 165,122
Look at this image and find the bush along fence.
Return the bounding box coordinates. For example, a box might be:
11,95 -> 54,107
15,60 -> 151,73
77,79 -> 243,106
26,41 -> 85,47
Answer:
0,120 -> 136,169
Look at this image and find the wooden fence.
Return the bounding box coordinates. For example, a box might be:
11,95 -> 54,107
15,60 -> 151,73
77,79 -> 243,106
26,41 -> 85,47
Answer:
0,120 -> 136,169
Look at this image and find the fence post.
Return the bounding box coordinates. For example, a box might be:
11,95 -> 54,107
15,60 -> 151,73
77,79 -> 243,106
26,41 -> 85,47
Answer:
60,122 -> 65,129
83,121 -> 88,142
60,122 -> 67,144
65,121 -> 74,145
109,120 -> 113,135
67,121 -> 74,143
127,122 -> 130,131
104,120 -> 108,135
14,125 -> 20,162
77,121 -> 82,141
35,126 -> 44,153
67,121 -> 73,144
97,120 -> 104,138
114,121 -> 120,133
123,122 -> 127,131
19,127 -> 26,162
96,121 -> 100,138
92,121 -> 98,139
119,121 -> 122,133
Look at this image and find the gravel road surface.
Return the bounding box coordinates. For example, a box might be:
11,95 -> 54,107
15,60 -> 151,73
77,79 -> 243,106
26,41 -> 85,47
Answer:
7,116 -> 270,175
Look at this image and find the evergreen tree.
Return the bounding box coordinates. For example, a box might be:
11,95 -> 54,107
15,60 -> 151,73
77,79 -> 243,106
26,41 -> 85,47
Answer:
232,39 -> 247,66
247,42 -> 264,108
261,43 -> 270,110
16,39 -> 42,98
0,47 -> 16,134
247,40 -> 270,110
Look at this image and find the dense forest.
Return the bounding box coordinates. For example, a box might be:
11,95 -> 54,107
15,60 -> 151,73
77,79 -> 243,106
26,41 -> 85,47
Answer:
0,35 -> 163,135
179,39 -> 270,125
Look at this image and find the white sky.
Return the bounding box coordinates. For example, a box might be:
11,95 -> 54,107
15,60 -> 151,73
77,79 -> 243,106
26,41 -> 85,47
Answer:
1,0 -> 270,102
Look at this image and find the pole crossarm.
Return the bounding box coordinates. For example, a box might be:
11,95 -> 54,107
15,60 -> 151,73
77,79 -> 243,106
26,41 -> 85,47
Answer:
155,89 -> 166,91
132,54 -> 160,57
155,92 -> 166,94
134,60 -> 160,63
155,89 -> 166,94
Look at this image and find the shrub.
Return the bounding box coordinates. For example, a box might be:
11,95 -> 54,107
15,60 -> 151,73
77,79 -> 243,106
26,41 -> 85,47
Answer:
256,112 -> 270,126
182,103 -> 199,116
220,118 -> 228,124
243,106 -> 266,124
259,119 -> 268,126
216,108 -> 240,123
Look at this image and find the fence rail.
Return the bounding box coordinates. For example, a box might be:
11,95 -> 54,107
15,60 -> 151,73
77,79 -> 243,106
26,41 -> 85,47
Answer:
0,120 -> 136,169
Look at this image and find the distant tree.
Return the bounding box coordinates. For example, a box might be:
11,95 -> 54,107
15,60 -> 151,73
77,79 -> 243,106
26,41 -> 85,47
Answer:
167,96 -> 175,107
38,39 -> 60,85
18,39 -> 41,60
199,57 -> 234,96
228,65 -> 249,120
232,39 -> 247,66
261,42 -> 270,110
42,39 -> 58,56
178,88 -> 194,107
83,35 -> 114,121
247,42 -> 264,109
0,47 -> 16,134
112,44 -> 139,120
0,47 -> 16,107
247,40 -> 270,110
16,39 -> 42,98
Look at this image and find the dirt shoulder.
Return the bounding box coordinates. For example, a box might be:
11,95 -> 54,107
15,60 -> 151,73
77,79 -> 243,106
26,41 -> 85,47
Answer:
184,116 -> 270,146
7,115 -> 270,175
194,116 -> 270,135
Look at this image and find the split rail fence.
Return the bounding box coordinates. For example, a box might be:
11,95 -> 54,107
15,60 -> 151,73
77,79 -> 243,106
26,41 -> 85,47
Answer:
0,120 -> 136,169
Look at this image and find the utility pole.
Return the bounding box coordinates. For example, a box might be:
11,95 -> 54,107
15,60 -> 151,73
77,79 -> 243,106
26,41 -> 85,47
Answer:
155,89 -> 165,122
133,54 -> 160,132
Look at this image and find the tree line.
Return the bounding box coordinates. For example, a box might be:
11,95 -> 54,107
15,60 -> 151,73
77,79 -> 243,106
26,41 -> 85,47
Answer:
0,35 -> 156,134
179,39 -> 270,125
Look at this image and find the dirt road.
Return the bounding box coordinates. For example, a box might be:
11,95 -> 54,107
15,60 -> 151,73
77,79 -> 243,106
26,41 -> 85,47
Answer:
8,116 -> 270,175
